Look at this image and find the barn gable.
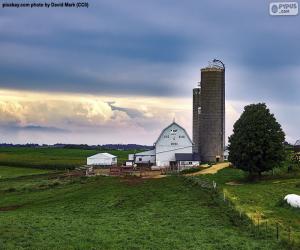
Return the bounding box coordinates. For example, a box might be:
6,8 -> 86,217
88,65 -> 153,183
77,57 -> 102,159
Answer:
154,122 -> 193,146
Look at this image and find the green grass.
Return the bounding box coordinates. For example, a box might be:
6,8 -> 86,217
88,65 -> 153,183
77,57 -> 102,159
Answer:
0,147 -> 139,170
196,167 -> 300,245
0,166 -> 52,179
0,174 -> 281,249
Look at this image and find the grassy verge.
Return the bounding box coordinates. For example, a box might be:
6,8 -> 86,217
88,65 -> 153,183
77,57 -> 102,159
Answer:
195,167 -> 300,246
0,173 -> 281,249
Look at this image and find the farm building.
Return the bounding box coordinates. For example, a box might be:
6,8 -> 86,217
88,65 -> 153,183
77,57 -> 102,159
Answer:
129,121 -> 200,169
175,153 -> 200,171
193,60 -> 225,162
224,149 -> 229,161
87,153 -> 117,166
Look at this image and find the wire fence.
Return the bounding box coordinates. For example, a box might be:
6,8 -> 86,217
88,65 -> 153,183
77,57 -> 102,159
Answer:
182,176 -> 299,248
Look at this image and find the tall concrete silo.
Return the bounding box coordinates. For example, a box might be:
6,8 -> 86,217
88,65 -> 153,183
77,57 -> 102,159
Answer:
198,60 -> 225,162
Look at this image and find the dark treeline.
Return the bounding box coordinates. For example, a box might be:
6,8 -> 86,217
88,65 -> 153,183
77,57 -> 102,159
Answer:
0,143 -> 153,151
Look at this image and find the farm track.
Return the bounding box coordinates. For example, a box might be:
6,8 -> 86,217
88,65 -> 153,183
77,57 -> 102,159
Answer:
186,162 -> 230,176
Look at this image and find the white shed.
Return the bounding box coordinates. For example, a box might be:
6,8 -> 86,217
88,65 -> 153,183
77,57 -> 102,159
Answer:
87,153 -> 117,166
134,149 -> 156,164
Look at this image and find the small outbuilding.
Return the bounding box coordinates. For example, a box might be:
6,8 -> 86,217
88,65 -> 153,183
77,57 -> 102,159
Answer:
223,149 -> 229,161
87,153 -> 117,166
175,153 -> 200,171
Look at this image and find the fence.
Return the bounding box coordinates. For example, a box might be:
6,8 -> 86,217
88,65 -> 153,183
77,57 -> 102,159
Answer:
182,176 -> 299,248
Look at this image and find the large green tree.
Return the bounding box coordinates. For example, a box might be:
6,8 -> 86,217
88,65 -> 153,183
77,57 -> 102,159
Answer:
228,103 -> 285,177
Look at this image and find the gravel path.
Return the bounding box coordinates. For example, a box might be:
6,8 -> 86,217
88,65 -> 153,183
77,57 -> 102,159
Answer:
186,162 -> 230,176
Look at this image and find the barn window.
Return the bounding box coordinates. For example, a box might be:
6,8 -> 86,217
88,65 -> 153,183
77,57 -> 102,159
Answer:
139,158 -> 142,161
189,162 -> 192,164
171,143 -> 178,145
179,135 -> 185,138
164,135 -> 169,138
170,129 -> 177,135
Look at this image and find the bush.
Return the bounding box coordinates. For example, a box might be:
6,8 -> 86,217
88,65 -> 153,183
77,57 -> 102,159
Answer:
5,187 -> 17,192
180,167 -> 201,174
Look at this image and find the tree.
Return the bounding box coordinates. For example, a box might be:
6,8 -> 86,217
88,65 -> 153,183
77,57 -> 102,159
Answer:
228,103 -> 285,177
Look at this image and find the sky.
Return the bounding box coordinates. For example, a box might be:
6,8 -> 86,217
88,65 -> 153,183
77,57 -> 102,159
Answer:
0,0 -> 299,145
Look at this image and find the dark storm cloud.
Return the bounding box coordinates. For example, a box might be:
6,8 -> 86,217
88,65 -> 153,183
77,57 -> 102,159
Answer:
0,0 -> 299,102
2,124 -> 68,133
106,102 -> 145,118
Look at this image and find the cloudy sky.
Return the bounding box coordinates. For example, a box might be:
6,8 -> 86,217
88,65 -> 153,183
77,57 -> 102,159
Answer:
0,0 -> 299,145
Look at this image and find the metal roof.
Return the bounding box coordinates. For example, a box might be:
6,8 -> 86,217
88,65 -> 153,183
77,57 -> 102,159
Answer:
87,153 -> 117,159
175,153 -> 200,161
135,149 -> 155,156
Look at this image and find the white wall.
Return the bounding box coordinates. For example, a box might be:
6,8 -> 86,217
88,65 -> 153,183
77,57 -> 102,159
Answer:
155,123 -> 193,167
128,154 -> 134,160
134,149 -> 156,164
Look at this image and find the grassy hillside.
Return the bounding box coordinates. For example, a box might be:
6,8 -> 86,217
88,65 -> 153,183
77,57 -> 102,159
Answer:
0,147 -> 138,170
196,167 -> 300,245
0,171 -> 281,249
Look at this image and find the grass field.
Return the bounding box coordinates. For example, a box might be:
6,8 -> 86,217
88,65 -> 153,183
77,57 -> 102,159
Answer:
196,167 -> 300,245
0,147 -> 298,249
0,166 -> 52,179
0,167 -> 282,250
0,147 -> 138,169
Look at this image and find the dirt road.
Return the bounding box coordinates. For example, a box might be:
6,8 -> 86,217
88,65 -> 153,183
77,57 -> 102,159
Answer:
186,162 -> 230,176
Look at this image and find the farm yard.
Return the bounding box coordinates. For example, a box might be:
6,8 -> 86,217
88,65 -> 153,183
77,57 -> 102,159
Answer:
0,147 -> 299,249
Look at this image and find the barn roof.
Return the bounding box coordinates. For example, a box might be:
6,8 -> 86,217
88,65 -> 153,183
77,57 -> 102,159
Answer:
87,153 -> 117,159
135,149 -> 155,156
175,153 -> 200,161
154,122 -> 193,145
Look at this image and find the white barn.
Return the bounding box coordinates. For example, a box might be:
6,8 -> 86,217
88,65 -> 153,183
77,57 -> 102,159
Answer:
130,122 -> 199,168
87,153 -> 117,166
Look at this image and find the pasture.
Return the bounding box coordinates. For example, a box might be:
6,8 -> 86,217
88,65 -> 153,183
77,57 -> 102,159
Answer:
0,166 -> 52,179
0,147 -> 137,170
196,167 -> 300,245
0,165 -> 281,249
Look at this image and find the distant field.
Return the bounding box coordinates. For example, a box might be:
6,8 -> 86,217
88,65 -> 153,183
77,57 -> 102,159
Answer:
0,147 -> 138,170
0,173 -> 281,249
196,167 -> 300,245
0,166 -> 52,179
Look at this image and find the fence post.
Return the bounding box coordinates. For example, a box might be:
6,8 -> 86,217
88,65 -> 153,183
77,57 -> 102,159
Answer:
223,192 -> 226,202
